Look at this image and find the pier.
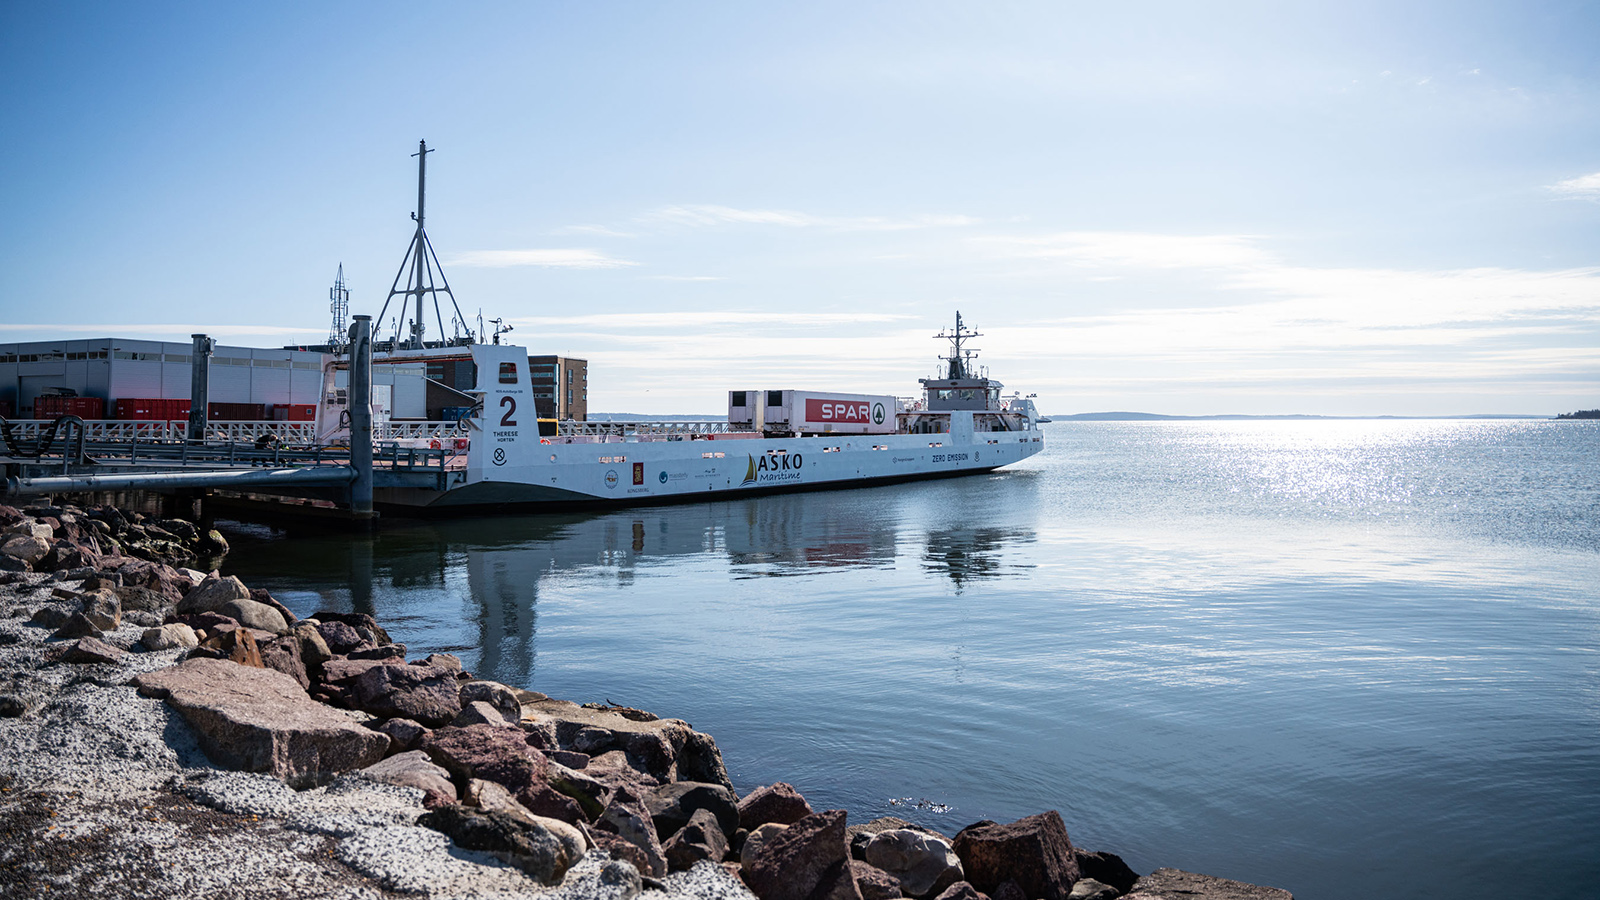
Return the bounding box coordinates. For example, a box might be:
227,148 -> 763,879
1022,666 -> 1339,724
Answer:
0,318 -> 444,527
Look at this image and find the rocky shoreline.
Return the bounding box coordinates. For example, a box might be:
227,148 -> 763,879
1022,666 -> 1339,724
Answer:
1,501 -> 1294,900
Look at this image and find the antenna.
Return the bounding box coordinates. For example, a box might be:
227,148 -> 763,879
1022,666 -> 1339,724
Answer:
933,311 -> 982,380
373,140 -> 477,350
327,263 -> 350,353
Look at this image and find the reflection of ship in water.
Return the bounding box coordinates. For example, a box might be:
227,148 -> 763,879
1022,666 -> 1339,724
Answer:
229,474 -> 1040,690
921,527 -> 1037,590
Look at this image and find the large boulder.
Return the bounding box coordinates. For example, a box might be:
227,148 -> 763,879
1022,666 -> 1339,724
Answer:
79,589 -> 122,631
459,680 -> 523,723
258,635 -> 309,689
417,804 -> 582,885
522,697 -> 732,789
351,660 -> 462,726
851,860 -> 904,900
1,535 -> 50,564
739,781 -> 815,830
742,808 -> 863,900
598,792 -> 667,878
424,723 -> 548,793
463,777 -> 590,858
133,657 -> 388,788
216,598 -> 288,635
359,749 -> 457,806
863,828 -> 965,898
953,812 -> 1079,900
116,559 -> 195,605
662,807 -> 728,872
645,780 -> 739,841
1076,849 -> 1139,895
1068,878 -> 1119,900
141,623 -> 199,651
1124,868 -> 1294,899
176,572 -> 250,615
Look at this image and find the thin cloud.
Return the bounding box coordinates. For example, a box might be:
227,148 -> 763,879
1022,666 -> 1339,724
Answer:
1549,172 -> 1600,198
447,249 -> 639,268
646,204 -> 981,231
549,224 -> 637,238
0,322 -> 326,336
974,231 -> 1271,268
644,275 -> 725,282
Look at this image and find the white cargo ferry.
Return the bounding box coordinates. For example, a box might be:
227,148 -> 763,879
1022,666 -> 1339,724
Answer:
365,314 -> 1043,510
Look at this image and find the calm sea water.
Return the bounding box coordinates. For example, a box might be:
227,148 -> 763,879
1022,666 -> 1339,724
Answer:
221,420 -> 1600,900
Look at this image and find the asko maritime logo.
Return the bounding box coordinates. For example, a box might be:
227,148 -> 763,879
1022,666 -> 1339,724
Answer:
740,452 -> 804,486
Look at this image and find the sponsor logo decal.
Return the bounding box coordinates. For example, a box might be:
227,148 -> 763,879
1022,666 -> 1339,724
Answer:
659,470 -> 669,484
633,462 -> 645,485
605,469 -> 619,489
873,402 -> 885,425
492,447 -> 507,466
740,452 -> 805,486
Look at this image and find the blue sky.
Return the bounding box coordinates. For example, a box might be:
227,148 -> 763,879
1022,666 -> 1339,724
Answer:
2,1 -> 1596,415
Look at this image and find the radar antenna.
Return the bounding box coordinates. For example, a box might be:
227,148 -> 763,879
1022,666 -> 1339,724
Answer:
933,311 -> 983,380
373,140 -> 476,349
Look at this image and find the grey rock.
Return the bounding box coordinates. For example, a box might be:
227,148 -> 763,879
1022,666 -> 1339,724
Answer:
29,605 -> 71,629
79,588 -> 122,631
217,597 -> 289,635
140,623 -> 200,651
1125,868 -> 1294,900
646,780 -> 740,843
600,794 -> 668,878
1076,849 -> 1140,894
176,572 -> 250,615
453,699 -> 518,728
361,749 -> 457,804
418,804 -> 582,885
1069,878 -> 1119,900
460,679 -> 523,723
352,660 -> 462,726
464,778 -> 590,858
51,610 -> 100,639
377,717 -> 431,754
663,807 -> 729,873
864,828 -> 965,898
1,534 -> 50,564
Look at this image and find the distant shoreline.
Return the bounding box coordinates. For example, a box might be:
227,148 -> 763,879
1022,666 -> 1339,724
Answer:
589,411 -> 1557,423
1042,412 -> 1554,421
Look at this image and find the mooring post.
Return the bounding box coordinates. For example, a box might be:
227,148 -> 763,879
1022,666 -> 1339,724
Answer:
187,334 -> 214,443
348,315 -> 375,525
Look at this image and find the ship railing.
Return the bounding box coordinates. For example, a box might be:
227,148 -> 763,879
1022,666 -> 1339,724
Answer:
375,420 -> 471,441
559,420 -> 737,437
0,419 -> 319,444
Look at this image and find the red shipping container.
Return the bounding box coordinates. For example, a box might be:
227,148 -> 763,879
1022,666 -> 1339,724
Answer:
273,403 -> 315,421
0,398 -> 13,418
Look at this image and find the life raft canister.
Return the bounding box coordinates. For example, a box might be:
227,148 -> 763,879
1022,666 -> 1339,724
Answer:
429,439 -> 441,449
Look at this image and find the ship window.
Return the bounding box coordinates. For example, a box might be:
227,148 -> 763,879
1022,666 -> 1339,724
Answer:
766,390 -> 783,407
936,390 -> 951,400
960,389 -> 975,401
499,362 -> 519,384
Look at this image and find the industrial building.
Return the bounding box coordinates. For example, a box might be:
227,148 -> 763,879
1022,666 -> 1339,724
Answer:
0,336 -> 585,422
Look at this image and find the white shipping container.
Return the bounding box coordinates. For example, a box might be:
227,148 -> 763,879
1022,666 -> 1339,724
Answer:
761,390 -> 897,434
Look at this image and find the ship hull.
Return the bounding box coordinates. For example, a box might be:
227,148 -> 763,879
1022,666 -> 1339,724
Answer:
375,427 -> 1044,511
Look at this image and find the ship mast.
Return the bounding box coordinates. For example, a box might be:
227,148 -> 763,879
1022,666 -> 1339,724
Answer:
374,140 -> 475,350
933,311 -> 982,380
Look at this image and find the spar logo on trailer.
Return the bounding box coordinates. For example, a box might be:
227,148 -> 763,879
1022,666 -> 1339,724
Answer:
740,451 -> 805,486
806,398 -> 886,425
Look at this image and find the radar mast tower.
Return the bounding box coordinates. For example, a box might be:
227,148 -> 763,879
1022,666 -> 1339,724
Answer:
374,140 -> 476,350
327,263 -> 350,353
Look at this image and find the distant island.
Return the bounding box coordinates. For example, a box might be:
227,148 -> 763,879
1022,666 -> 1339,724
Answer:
1555,409 -> 1600,420
1045,411 -> 1547,421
